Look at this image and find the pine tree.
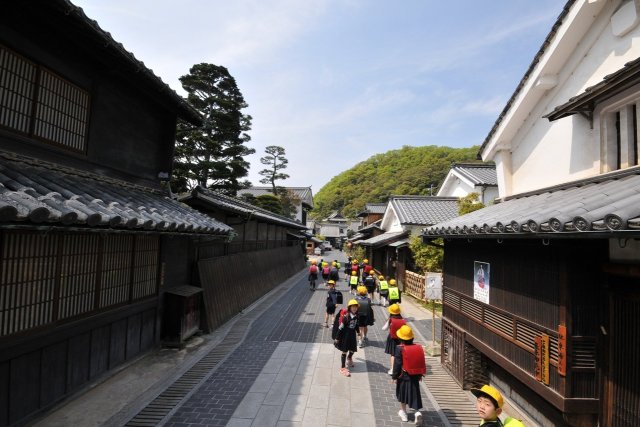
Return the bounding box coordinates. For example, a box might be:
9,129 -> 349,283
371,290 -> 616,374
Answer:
258,145 -> 289,193
172,63 -> 255,195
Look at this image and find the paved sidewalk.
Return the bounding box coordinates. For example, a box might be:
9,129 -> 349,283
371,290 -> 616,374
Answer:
34,251 -> 463,427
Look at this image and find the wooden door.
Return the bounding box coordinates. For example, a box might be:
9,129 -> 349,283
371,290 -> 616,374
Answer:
604,280 -> 640,426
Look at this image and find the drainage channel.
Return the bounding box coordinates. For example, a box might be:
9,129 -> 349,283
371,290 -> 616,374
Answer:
124,276 -> 297,427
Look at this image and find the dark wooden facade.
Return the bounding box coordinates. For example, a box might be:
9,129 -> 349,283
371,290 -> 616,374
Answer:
440,237 -> 640,426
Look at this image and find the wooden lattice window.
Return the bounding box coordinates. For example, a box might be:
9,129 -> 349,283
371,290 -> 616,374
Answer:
0,231 -> 159,338
0,43 -> 90,152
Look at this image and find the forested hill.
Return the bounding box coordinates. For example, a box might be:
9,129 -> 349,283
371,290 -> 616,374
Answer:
311,145 -> 480,219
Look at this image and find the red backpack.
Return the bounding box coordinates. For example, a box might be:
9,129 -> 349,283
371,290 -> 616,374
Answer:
309,265 -> 318,274
402,344 -> 426,376
389,318 -> 407,339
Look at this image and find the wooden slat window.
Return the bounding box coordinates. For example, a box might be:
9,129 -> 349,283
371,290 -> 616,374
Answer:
0,232 -> 57,336
131,236 -> 159,300
58,234 -> 99,319
100,234 -> 134,308
0,43 -> 89,153
0,231 -> 159,338
0,45 -> 36,134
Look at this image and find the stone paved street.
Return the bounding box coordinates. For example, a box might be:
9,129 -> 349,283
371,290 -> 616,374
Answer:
161,251 -> 450,427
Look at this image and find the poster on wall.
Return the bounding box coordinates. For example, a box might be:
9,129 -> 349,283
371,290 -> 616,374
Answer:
473,261 -> 490,304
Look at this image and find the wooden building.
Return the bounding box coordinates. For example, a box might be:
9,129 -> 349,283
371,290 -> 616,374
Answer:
0,2 -> 236,425
359,196 -> 458,282
356,203 -> 387,228
423,1 -> 640,425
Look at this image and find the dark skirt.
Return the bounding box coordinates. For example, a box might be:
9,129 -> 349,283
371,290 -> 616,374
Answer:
395,374 -> 423,410
385,335 -> 400,355
335,330 -> 358,352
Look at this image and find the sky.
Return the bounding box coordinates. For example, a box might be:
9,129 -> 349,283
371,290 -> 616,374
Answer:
72,0 -> 565,193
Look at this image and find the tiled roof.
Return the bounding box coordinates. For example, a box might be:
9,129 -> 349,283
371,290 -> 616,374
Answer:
239,187 -> 314,208
452,163 -> 497,186
424,167 -> 640,238
183,186 -> 307,229
357,203 -> 387,217
0,152 -> 232,235
390,196 -> 459,226
479,0 -> 575,157
26,0 -> 202,124
358,231 -> 408,247
544,57 -> 640,121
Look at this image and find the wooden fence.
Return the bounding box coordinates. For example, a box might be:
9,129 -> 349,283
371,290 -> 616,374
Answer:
197,245 -> 305,332
404,270 -> 426,301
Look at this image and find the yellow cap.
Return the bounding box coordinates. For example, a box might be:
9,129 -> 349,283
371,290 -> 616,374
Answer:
379,275 -> 385,280
311,260 -> 317,265
357,286 -> 367,295
347,299 -> 359,307
363,259 -> 369,263
327,280 -> 335,285
396,325 -> 414,341
351,271 -> 357,276
388,304 -> 401,315
389,279 -> 397,285
471,385 -> 503,409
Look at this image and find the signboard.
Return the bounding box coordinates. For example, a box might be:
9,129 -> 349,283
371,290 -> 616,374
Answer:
535,334 -> 550,385
425,273 -> 442,300
558,325 -> 567,377
473,261 -> 490,304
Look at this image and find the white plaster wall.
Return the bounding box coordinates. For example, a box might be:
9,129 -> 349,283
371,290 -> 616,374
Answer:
491,0 -> 640,196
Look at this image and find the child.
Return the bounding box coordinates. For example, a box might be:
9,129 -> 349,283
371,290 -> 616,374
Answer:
388,279 -> 402,305
349,270 -> 359,295
321,262 -> 331,284
378,275 -> 390,306
470,385 -> 525,427
333,299 -> 360,377
392,325 -> 425,426
329,261 -> 340,283
363,270 -> 377,304
355,286 -> 374,347
382,303 -> 406,375
308,260 -> 319,291
324,280 -> 342,328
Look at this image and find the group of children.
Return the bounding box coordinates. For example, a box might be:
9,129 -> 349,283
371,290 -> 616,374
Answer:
309,257 -> 525,426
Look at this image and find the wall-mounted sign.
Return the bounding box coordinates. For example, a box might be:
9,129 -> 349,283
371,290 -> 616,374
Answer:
558,325 -> 567,377
535,334 -> 550,385
473,261 -> 490,304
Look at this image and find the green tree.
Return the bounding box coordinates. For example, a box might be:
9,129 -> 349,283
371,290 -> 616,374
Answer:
259,145 -> 290,193
254,193 -> 283,215
172,63 -> 255,195
310,145 -> 480,219
409,235 -> 443,273
458,192 -> 485,215
277,188 -> 301,219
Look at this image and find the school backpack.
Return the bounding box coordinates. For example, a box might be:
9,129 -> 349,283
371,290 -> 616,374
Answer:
401,344 -> 426,376
331,308 -> 348,340
356,297 -> 370,316
309,265 -> 318,274
322,266 -> 330,275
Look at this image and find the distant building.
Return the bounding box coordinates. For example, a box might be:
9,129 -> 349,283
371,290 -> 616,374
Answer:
356,203 -> 387,227
238,186 -> 313,224
437,163 -> 498,204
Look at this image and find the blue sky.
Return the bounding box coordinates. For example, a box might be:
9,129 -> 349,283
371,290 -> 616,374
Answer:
73,0 -> 565,193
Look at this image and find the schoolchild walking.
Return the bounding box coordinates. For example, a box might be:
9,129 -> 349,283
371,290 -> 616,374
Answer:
321,262 -> 331,284
363,270 -> 377,304
329,261 -> 340,283
382,303 -> 407,374
333,299 -> 360,377
388,279 -> 402,305
308,260 -> 319,290
324,280 -> 343,328
349,270 -> 359,295
355,286 -> 374,347
392,325 -> 426,426
378,275 -> 390,306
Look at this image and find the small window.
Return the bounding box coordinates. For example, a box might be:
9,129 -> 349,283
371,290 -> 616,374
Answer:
601,100 -> 640,172
0,43 -> 90,153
